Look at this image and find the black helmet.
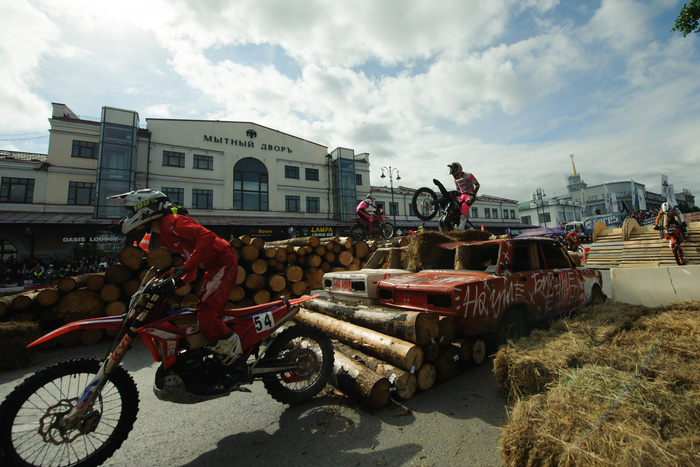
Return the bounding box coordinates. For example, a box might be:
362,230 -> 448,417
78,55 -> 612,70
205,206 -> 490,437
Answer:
448,162 -> 463,178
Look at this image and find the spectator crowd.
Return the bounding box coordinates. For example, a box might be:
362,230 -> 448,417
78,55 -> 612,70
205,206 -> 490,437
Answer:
1,255 -> 118,287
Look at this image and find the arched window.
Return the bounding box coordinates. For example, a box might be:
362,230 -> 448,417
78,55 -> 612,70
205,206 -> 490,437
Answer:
234,157 -> 268,211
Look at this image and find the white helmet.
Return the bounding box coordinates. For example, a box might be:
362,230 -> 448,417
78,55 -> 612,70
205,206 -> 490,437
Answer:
661,202 -> 671,213
107,188 -> 171,234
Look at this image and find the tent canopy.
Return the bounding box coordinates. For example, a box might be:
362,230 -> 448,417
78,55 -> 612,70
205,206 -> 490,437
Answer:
516,226 -> 565,238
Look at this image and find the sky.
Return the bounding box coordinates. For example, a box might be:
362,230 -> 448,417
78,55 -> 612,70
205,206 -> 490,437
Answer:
2,0 -> 699,204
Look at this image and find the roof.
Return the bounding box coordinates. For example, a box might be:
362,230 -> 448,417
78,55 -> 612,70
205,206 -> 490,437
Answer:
0,211 -> 347,227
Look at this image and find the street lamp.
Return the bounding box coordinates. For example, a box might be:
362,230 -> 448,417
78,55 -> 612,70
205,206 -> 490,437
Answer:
535,188 -> 547,227
380,166 -> 401,226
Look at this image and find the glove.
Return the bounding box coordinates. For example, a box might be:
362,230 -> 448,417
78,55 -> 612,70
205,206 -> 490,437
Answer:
163,267 -> 196,284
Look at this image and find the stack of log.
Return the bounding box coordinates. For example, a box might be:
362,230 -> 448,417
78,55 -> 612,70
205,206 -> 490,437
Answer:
0,235 -> 408,349
295,297 -> 488,409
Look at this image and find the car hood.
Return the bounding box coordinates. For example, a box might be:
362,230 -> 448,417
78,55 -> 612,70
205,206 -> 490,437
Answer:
378,270 -> 494,289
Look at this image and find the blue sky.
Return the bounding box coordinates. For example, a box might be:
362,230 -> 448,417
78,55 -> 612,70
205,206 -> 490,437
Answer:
2,0 -> 699,204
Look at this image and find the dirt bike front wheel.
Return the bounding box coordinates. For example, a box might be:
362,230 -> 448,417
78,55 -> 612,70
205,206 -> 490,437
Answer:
262,324 -> 334,406
349,224 -> 365,242
0,358 -> 139,467
673,246 -> 685,265
381,222 -> 394,239
412,187 -> 438,221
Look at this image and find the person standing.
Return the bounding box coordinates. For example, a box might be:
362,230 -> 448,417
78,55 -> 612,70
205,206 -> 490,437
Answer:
448,162 -> 480,230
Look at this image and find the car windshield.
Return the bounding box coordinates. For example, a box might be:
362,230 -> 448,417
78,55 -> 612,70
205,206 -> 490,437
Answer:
425,244 -> 500,271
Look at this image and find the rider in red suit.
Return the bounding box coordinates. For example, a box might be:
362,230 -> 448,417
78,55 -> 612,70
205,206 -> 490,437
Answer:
448,162 -> 480,230
356,194 -> 376,230
108,189 -> 241,369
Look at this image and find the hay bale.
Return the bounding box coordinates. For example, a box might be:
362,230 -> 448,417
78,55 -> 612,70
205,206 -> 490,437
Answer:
498,300 -> 700,466
405,230 -> 491,271
0,321 -> 43,370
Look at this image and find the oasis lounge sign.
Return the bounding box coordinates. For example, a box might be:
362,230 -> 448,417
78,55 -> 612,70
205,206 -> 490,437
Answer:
63,236 -> 121,243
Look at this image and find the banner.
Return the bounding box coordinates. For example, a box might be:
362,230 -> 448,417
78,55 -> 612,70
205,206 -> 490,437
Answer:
604,185 -> 612,212
611,192 -> 618,211
580,188 -> 586,208
661,174 -> 670,201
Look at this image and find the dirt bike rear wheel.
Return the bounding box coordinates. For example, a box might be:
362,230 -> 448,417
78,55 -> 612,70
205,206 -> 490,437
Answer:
262,324 -> 334,406
412,187 -> 438,221
0,358 -> 139,467
380,222 -> 394,239
349,224 -> 365,242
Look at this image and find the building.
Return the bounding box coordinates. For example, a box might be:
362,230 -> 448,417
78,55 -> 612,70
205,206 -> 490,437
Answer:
1,103 -> 531,261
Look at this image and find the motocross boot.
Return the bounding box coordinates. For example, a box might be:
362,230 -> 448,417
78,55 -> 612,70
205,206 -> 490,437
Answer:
209,331 -> 243,366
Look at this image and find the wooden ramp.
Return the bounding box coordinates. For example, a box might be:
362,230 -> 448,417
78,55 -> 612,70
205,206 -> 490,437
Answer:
585,219 -> 700,268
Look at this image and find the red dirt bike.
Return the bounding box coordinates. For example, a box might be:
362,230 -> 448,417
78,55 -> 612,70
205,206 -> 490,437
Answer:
411,179 -> 475,232
350,208 -> 394,241
655,223 -> 685,265
0,269 -> 333,467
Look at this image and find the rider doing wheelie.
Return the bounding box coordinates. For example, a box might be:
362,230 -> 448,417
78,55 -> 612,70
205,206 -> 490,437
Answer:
356,193 -> 377,230
448,162 -> 480,230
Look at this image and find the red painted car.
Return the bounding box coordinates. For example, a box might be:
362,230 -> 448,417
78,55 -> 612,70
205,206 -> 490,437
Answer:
376,238 -> 605,346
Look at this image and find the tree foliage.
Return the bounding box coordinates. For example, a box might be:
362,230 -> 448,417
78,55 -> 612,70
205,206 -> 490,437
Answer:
672,0 -> 700,37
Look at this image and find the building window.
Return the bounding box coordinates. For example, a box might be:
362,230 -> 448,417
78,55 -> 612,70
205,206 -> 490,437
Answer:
305,168 -> 319,181
0,177 -> 35,203
306,196 -> 320,213
471,207 -> 479,218
375,201 -> 385,212
484,208 -> 491,219
538,212 -> 551,224
389,202 -> 399,216
409,204 -> 415,217
193,154 -> 213,170
163,150 -> 185,168
522,216 -> 531,224
492,208 -> 499,218
192,189 -> 213,209
355,174 -> 363,185
285,165 -> 300,179
234,157 -> 268,211
68,182 -> 96,205
162,187 -> 185,205
510,209 -> 515,219
286,195 -> 301,212
71,140 -> 98,159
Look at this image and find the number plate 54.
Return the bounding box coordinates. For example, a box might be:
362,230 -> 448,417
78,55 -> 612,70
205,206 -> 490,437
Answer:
253,311 -> 274,333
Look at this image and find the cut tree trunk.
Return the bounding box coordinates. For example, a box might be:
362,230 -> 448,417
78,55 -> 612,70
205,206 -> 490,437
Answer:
434,345 -> 461,383
437,316 -> 456,345
331,350 -> 392,410
36,287 -> 61,307
119,245 -> 146,270
58,274 -> 99,293
146,248 -> 174,270
334,342 -> 417,400
295,309 -> 424,372
301,298 -> 439,346
416,363 -> 436,391
52,290 -> 105,324
471,339 -> 487,365
105,264 -> 131,285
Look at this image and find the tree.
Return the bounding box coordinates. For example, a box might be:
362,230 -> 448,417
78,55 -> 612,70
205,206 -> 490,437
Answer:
672,0 -> 700,37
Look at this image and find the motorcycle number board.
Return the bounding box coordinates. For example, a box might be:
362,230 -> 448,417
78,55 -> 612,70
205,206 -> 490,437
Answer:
253,311 -> 275,333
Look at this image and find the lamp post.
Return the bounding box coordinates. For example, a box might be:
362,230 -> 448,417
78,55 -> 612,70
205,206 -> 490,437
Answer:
380,166 -> 401,226
535,188 -> 547,227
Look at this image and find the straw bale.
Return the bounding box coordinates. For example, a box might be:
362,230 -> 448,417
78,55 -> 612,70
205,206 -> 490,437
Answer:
405,230 -> 490,271
0,321 -> 43,370
498,300 -> 700,466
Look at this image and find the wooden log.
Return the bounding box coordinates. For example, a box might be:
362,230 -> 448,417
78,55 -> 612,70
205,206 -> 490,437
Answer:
11,290 -> 40,310
10,311 -> 35,322
291,281 -> 308,297
437,316 -> 456,345
99,283 -> 122,303
354,240 -> 370,259
105,301 -> 127,316
336,250 -> 354,267
274,248 -> 287,263
79,329 -> 103,346
263,247 -> 277,259
52,290 -> 105,323
36,287 -> 61,307
229,286 -> 246,302
119,244 -> 146,270
452,338 -> 473,364
387,248 -> 403,269
0,295 -> 12,318
244,274 -> 265,291
334,342 -> 417,400
264,236 -> 321,248
416,363 -> 436,391
422,342 -> 442,362
146,247 -> 173,270
250,258 -> 268,275
235,265 -> 246,285
240,245 -> 260,262
306,255 -> 322,268
331,350 -> 392,410
121,279 -> 141,298
472,339 -> 487,365
267,274 -> 286,293
300,298 -> 439,346
105,264 -> 131,285
295,310 -> 423,372
253,289 -> 271,304
434,346 -> 461,383
285,265 -> 303,282
86,274 -> 105,291
58,273 -> 98,293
